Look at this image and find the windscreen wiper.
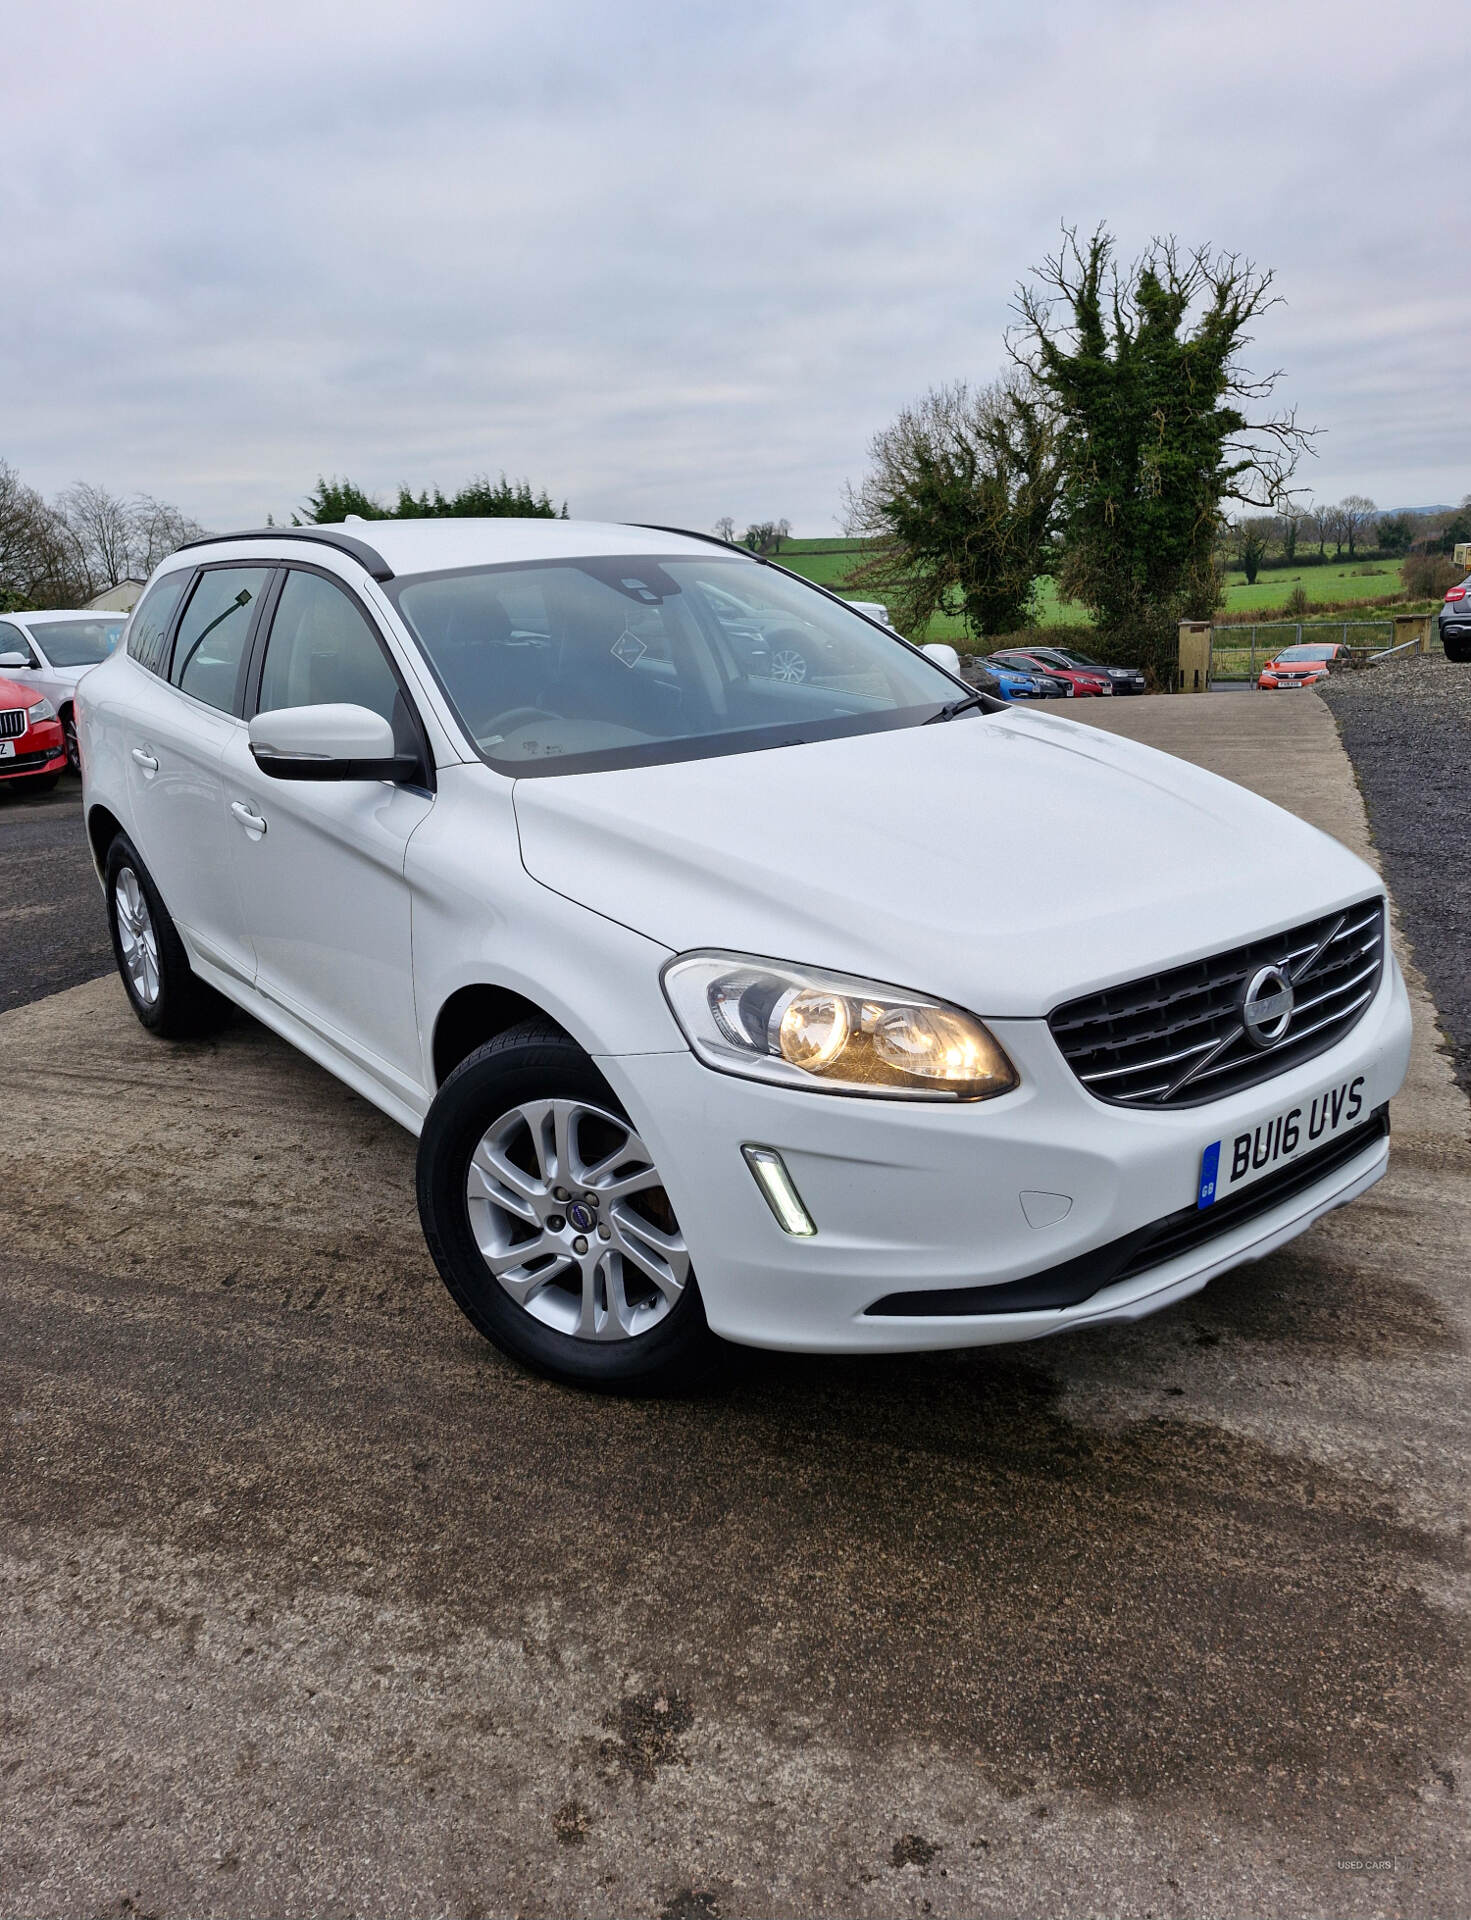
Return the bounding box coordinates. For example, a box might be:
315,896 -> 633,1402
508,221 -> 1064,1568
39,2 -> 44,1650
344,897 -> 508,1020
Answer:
924,690 -> 990,724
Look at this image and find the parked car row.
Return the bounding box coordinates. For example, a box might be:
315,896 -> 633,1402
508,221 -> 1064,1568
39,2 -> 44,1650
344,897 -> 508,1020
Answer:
981,645 -> 1147,701
0,609 -> 126,771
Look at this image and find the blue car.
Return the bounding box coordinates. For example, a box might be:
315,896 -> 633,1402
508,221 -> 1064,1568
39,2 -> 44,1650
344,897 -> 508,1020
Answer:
981,656 -> 1063,701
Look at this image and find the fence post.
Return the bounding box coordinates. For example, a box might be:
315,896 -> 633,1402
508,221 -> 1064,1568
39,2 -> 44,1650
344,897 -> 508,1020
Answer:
1177,621 -> 1211,693
1391,612 -> 1432,656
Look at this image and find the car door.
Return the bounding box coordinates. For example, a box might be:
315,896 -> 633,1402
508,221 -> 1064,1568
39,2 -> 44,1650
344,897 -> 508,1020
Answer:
122,564 -> 270,988
219,563 -> 435,1105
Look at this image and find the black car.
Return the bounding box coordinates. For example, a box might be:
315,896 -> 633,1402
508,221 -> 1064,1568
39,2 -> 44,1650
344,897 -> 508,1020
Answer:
1025,645 -> 1148,694
1439,577 -> 1470,662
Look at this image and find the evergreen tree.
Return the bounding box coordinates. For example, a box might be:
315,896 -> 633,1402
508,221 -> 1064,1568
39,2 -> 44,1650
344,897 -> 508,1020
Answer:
1013,228 -> 1312,678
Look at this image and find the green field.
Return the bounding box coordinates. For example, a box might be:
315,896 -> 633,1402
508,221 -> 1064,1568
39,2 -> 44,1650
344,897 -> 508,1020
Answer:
769,540 -> 1410,641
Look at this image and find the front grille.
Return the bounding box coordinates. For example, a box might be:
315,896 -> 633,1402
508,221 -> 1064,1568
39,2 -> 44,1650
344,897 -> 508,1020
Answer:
1049,898 -> 1385,1108
865,1106 -> 1389,1318
0,707 -> 26,738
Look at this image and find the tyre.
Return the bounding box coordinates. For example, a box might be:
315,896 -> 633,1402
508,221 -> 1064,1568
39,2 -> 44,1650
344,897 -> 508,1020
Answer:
417,1020 -> 720,1392
1442,631 -> 1470,664
62,707 -> 80,774
103,832 -> 226,1037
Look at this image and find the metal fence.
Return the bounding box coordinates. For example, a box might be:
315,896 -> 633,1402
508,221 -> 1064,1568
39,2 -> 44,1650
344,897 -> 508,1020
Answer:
1209,619 -> 1397,682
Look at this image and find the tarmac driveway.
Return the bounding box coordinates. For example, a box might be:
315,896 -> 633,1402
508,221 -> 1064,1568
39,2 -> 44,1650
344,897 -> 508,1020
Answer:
1,697 -> 1467,1919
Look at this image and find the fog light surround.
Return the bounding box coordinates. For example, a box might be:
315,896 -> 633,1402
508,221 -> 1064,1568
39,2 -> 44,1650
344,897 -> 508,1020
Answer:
742,1146 -> 817,1236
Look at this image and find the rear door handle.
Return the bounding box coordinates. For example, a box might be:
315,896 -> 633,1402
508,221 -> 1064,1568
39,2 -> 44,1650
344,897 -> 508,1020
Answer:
230,800 -> 267,836
131,748 -> 158,772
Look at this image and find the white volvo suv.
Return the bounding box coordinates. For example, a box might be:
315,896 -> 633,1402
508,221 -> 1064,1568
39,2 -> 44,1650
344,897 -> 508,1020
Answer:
77,519 -> 1411,1390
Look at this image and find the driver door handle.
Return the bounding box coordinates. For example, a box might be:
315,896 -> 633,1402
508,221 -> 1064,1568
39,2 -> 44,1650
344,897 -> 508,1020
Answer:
230,800 -> 267,836
131,748 -> 158,772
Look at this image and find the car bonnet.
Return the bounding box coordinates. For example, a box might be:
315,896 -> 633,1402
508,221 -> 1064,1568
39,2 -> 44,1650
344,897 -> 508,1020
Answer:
511,709 -> 1380,1018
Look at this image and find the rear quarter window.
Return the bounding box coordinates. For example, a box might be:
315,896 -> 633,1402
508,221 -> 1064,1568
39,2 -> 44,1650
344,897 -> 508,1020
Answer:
127,572 -> 191,677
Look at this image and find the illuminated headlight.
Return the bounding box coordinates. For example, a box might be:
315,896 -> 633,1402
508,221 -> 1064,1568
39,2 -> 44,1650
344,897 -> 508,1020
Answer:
27,698 -> 57,723
661,952 -> 1019,1101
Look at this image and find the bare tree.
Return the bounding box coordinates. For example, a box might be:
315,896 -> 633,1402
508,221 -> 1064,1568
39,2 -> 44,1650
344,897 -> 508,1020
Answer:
55,481 -> 207,595
1337,494 -> 1377,560
1301,500 -> 1331,557
132,494 -> 207,573
57,481 -> 137,594
0,461 -> 75,608
710,516 -> 735,543
1275,507 -> 1299,562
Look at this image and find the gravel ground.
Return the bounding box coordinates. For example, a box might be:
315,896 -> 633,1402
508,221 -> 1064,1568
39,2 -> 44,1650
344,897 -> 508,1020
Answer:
1321,656 -> 1471,1094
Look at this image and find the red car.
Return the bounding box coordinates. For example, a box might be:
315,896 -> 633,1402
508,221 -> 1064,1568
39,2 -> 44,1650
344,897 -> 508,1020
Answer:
988,647 -> 1115,696
1256,642 -> 1347,690
0,671 -> 67,794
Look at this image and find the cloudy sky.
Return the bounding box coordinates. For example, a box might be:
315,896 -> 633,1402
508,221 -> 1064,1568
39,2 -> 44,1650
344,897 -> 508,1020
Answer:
3,0 -> 1467,534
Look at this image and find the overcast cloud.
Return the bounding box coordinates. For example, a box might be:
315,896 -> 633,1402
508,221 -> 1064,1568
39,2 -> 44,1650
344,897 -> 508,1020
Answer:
3,0 -> 1467,533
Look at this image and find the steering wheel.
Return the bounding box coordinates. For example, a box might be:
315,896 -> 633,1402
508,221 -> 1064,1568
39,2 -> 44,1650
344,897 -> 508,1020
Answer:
485,706 -> 560,736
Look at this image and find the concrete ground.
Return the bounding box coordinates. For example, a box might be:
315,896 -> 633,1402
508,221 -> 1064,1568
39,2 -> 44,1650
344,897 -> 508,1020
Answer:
1,696 -> 1467,1919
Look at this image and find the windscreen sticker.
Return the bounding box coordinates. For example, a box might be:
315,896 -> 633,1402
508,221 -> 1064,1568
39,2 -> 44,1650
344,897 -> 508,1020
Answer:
611,630 -> 647,668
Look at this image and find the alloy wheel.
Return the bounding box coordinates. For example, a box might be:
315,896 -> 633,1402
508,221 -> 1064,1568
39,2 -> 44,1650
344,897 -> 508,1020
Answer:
465,1098 -> 690,1341
114,866 -> 160,1007
769,647 -> 808,684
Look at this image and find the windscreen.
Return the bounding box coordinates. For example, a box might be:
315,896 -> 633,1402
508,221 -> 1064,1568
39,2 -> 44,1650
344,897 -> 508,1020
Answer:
1276,645 -> 1337,662
30,618 -> 125,667
388,555 -> 963,775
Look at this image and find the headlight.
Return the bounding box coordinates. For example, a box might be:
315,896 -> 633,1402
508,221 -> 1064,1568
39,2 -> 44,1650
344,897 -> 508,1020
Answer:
27,698 -> 57,723
661,952 -> 1019,1101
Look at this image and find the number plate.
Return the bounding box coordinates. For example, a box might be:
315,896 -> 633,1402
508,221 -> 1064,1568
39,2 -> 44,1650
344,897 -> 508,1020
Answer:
0,740 -> 14,758
1198,1073 -> 1369,1208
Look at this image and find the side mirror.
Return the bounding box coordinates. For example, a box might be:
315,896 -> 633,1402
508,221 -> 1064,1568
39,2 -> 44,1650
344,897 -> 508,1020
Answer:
922,642 -> 963,676
0,650 -> 31,668
248,703 -> 419,783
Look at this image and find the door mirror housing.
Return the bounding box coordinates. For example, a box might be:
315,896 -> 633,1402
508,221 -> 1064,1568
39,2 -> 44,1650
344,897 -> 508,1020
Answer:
922,642 -> 963,676
249,703 -> 419,783
0,650 -> 32,668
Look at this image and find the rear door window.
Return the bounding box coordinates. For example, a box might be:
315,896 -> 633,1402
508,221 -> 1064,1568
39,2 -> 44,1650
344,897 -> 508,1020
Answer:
170,568 -> 271,713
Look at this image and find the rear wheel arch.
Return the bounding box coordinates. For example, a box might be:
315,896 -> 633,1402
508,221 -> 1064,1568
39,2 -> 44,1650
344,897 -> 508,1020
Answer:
86,803 -> 126,876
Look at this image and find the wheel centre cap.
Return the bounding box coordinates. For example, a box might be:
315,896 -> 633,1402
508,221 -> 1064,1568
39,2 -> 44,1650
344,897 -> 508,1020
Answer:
566,1200 -> 596,1232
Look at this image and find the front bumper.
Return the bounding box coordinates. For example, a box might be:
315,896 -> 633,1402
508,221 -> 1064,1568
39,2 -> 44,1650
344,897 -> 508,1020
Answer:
0,722 -> 66,780
601,953 -> 1412,1352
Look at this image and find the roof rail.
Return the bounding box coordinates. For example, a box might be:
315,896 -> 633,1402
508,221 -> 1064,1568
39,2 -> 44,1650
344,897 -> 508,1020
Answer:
174,525 -> 395,581
633,522 -> 758,557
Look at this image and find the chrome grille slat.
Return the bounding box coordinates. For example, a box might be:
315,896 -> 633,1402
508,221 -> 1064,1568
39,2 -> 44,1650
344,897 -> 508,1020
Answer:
1048,899 -> 1386,1109
0,706 -> 26,739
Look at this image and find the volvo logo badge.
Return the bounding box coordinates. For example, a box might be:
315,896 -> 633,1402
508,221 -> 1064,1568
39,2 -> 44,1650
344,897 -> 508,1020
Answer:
1241,964 -> 1295,1049
566,1200 -> 597,1232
